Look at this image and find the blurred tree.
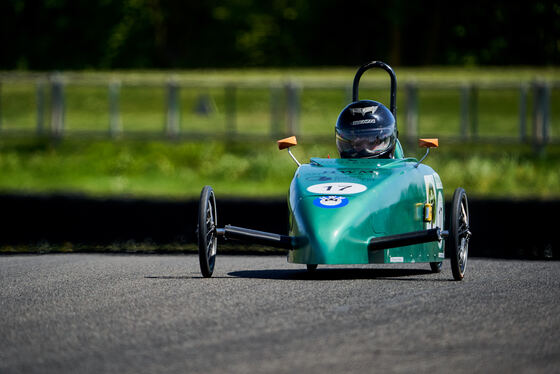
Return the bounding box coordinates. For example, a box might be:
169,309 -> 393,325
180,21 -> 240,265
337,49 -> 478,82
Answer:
1,0 -> 123,69
0,0 -> 558,69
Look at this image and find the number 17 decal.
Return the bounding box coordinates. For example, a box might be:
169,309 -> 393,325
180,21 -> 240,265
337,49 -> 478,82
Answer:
307,182 -> 367,195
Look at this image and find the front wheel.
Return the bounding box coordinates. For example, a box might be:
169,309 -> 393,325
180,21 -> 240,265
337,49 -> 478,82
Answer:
448,187 -> 471,281
197,186 -> 218,278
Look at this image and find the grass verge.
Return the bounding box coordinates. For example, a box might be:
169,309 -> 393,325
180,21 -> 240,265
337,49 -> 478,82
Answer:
0,137 -> 559,199
0,241 -> 286,255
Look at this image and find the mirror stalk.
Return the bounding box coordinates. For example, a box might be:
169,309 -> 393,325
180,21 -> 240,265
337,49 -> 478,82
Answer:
414,148 -> 430,168
287,148 -> 301,167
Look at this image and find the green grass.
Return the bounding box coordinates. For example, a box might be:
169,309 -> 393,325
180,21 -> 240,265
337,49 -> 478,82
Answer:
0,241 -> 284,254
1,82 -> 38,130
1,68 -> 559,200
0,138 -> 558,199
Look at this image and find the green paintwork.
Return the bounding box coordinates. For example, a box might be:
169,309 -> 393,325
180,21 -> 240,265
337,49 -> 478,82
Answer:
287,143 -> 445,265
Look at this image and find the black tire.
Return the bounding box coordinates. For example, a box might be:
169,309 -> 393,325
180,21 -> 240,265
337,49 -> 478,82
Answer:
448,187 -> 471,281
307,264 -> 318,272
429,261 -> 443,273
197,186 -> 218,278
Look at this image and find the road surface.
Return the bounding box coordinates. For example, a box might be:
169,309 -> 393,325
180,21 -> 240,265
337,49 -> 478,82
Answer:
1,254 -> 559,373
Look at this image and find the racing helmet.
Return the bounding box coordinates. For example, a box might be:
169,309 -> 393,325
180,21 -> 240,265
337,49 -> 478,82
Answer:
335,100 -> 397,159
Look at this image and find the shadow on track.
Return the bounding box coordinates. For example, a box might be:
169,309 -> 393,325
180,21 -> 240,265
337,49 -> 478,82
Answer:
144,275 -> 232,279
145,276 -> 191,279
228,267 -> 439,281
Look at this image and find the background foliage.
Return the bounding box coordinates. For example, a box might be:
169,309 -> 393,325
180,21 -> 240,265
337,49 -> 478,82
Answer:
2,0 -> 560,69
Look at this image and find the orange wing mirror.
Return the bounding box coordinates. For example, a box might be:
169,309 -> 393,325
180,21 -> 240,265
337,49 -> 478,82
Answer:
418,138 -> 439,148
415,138 -> 439,168
277,136 -> 301,166
278,136 -> 298,150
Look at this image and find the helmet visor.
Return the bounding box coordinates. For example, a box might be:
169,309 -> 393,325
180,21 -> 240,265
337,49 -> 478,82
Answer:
336,126 -> 396,158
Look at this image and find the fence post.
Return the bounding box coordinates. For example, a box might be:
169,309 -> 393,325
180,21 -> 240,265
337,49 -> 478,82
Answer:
0,80 -> 3,132
270,84 -> 282,138
166,80 -> 180,138
36,80 -> 46,135
532,81 -> 550,155
109,80 -> 122,138
542,82 -> 550,146
460,84 -> 470,141
345,84 -> 353,103
50,74 -> 65,138
225,84 -> 237,136
285,81 -> 300,137
519,83 -> 528,142
405,82 -> 418,146
470,85 -> 478,140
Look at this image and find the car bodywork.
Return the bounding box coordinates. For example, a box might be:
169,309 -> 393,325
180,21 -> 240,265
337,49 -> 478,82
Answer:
287,150 -> 445,265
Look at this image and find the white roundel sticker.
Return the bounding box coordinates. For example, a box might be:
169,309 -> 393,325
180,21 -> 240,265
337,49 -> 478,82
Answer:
313,196 -> 349,208
307,182 -> 367,195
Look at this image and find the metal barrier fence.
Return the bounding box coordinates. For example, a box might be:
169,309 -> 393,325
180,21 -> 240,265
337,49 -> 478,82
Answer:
0,73 -> 558,152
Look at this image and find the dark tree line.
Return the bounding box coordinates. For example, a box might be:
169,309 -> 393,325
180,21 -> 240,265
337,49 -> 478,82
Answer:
1,0 -> 559,69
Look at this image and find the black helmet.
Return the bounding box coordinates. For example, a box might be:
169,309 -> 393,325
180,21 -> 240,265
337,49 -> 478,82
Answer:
335,100 -> 397,159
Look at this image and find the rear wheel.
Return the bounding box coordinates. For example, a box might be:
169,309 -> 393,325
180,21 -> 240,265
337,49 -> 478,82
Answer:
307,264 -> 318,272
448,188 -> 471,281
198,186 -> 218,278
429,261 -> 442,273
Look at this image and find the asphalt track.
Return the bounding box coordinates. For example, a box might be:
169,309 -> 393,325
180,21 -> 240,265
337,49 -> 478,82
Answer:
1,254 -> 559,374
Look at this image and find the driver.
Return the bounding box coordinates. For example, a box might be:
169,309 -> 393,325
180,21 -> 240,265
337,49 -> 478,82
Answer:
335,100 -> 397,159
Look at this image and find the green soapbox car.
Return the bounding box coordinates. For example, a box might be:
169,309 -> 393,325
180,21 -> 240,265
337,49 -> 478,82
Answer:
197,61 -> 471,280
